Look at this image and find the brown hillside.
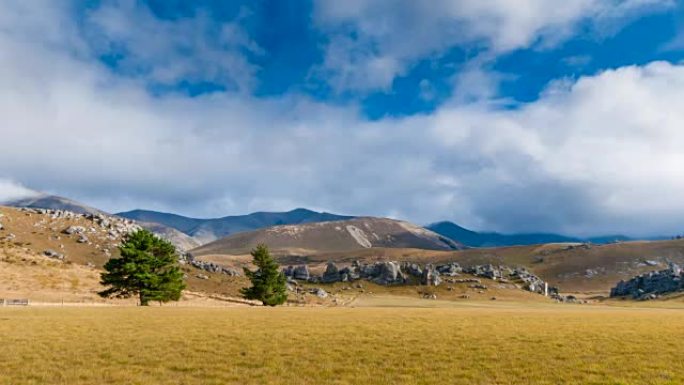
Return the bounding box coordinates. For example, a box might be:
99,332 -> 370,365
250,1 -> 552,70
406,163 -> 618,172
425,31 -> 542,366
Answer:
191,217 -> 462,257
0,206 -> 244,303
195,239 -> 684,294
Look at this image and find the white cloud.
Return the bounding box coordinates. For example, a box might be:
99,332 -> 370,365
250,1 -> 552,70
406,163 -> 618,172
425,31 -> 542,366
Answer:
1,0 -> 684,238
0,179 -> 39,202
312,0 -> 674,92
84,0 -> 261,92
426,61 -> 684,235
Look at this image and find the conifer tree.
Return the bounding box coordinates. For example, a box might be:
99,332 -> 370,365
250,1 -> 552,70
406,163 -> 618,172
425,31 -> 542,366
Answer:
99,229 -> 185,306
240,244 -> 288,306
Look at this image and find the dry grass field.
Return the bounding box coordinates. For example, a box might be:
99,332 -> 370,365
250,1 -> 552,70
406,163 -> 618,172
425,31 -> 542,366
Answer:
1,304 -> 683,385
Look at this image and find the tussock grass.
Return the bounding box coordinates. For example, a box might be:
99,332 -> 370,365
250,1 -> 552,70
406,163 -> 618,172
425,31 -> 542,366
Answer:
0,305 -> 682,384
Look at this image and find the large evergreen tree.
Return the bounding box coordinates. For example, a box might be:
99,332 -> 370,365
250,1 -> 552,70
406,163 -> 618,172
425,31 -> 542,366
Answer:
240,244 -> 288,306
99,229 -> 185,306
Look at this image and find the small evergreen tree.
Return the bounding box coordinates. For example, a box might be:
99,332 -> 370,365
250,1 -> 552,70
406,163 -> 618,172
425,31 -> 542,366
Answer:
240,244 -> 288,306
99,229 -> 185,306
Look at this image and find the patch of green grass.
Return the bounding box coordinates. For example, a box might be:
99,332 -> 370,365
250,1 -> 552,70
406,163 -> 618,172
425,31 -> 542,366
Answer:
0,305 -> 682,384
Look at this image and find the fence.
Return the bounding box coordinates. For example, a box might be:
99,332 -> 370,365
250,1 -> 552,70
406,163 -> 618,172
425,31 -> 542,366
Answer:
0,299 -> 29,306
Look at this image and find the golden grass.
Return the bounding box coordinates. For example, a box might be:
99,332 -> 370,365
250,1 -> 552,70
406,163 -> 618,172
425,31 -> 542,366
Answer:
1,305 -> 682,385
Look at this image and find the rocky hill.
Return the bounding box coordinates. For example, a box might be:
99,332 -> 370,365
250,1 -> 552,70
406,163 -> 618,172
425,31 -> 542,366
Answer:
117,208 -> 354,244
2,194 -> 201,251
190,217 -> 463,257
0,206 -> 251,303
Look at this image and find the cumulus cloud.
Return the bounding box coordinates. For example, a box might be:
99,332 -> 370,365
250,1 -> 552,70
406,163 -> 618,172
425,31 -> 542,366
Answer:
312,0 -> 674,92
426,62 -> 684,235
1,1 -> 683,238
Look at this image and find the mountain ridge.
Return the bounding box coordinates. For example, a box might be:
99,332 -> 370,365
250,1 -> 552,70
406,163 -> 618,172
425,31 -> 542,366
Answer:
426,221 -> 632,247
117,208 -> 355,244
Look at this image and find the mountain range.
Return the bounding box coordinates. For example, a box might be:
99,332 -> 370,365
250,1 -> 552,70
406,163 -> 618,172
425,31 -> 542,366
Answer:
117,208 -> 354,244
4,192 -> 636,250
426,221 -> 631,248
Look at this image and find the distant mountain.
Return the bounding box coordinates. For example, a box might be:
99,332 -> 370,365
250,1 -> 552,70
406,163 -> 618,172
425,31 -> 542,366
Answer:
117,208 -> 355,244
426,221 -> 631,248
190,217 -> 463,257
5,194 -> 105,216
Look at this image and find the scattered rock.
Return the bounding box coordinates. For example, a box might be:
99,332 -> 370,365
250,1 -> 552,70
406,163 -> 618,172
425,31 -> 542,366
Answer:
184,255 -> 241,276
43,249 -> 65,260
196,274 -> 209,280
63,226 -> 86,235
311,288 -> 328,298
584,269 -> 598,278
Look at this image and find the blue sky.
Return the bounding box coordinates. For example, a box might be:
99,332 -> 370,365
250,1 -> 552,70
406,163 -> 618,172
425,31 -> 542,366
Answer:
2,0 -> 684,237
87,0 -> 684,115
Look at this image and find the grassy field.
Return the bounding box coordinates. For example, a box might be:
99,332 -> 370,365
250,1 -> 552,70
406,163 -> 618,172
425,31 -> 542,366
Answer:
1,304 -> 683,385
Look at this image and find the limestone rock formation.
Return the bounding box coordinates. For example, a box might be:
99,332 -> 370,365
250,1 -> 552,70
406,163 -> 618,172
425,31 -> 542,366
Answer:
610,263 -> 683,299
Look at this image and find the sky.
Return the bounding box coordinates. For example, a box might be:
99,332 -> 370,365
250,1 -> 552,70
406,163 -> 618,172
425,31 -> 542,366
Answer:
1,0 -> 684,237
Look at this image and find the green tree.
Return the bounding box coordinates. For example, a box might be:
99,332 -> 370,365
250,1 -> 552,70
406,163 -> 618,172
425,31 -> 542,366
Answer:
99,229 -> 186,306
240,244 -> 288,306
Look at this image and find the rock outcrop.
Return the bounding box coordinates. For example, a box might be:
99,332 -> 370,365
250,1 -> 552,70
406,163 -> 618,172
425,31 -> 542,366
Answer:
282,260 -> 552,296
321,262 -> 341,284
181,254 -> 241,276
370,261 -> 406,285
421,264 -> 442,286
294,265 -> 311,281
610,263 -> 683,299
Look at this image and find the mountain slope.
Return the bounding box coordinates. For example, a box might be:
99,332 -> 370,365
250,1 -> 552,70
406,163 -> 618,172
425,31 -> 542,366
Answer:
5,194 -> 105,216
190,217 -> 463,257
427,221 -> 630,247
3,195 -> 199,251
118,208 -> 355,244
